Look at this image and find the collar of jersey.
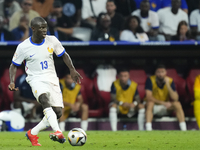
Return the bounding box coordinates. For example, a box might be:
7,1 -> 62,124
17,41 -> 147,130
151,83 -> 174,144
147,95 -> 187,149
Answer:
29,36 -> 45,46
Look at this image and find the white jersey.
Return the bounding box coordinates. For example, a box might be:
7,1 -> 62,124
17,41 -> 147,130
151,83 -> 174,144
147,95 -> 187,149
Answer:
12,35 -> 65,85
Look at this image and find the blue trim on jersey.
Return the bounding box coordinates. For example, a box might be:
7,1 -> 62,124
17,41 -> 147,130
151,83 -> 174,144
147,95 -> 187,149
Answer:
152,26 -> 159,29
12,61 -> 21,66
57,49 -> 65,57
190,25 -> 198,27
29,37 -> 45,46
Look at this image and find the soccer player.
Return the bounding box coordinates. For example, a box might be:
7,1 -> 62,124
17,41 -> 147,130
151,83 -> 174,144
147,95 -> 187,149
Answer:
8,17 -> 82,146
145,65 -> 187,131
109,69 -> 145,131
194,75 -> 200,129
59,72 -> 88,131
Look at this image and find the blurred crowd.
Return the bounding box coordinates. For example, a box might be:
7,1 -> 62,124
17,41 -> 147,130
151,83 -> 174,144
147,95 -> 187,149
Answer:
0,0 -> 200,42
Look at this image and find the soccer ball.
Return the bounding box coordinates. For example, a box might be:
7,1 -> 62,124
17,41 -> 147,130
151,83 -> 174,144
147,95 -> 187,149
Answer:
67,128 -> 87,146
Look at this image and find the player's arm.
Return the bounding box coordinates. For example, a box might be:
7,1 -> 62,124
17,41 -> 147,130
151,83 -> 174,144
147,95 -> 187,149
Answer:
164,77 -> 179,101
62,52 -> 82,84
8,63 -> 19,91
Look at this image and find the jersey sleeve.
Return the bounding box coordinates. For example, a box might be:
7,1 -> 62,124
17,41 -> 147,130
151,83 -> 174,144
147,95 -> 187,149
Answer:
145,77 -> 153,91
53,36 -> 65,57
151,12 -> 159,29
190,11 -> 198,27
110,82 -> 116,94
170,80 -> 176,91
12,44 -> 25,66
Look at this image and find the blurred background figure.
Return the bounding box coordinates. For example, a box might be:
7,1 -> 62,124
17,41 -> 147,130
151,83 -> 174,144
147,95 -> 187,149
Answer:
157,0 -> 188,41
0,0 -> 21,28
9,0 -> 40,31
171,21 -> 192,41
90,13 -> 119,41
163,0 -> 188,13
11,15 -> 32,41
189,1 -> 200,41
145,65 -> 187,131
12,74 -> 42,120
194,74 -> 200,129
106,0 -> 124,32
82,0 -> 107,28
132,0 -> 165,41
59,72 -> 88,131
115,0 -> 136,18
109,69 -> 145,131
0,16 -> 13,41
120,15 -> 149,42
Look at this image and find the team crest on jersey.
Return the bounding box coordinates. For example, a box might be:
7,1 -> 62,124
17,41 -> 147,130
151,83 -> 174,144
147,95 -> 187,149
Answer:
13,52 -> 18,58
47,47 -> 53,53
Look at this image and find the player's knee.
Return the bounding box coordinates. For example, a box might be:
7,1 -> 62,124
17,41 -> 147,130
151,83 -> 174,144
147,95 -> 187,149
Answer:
111,103 -> 117,108
173,101 -> 182,110
38,93 -> 49,105
81,104 -> 88,112
138,103 -> 145,109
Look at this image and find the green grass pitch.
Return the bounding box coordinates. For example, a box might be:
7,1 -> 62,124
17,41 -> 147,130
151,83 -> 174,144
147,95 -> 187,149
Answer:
0,131 -> 199,150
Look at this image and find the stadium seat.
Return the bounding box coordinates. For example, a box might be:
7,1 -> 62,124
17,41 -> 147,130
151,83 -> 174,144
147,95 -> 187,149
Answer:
166,69 -> 178,77
0,68 -> 24,110
129,70 -> 147,100
76,69 -> 104,117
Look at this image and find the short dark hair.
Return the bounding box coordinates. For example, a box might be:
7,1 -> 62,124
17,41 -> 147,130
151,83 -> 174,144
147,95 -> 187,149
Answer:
118,68 -> 129,74
107,0 -> 116,4
30,17 -> 46,27
155,64 -> 166,70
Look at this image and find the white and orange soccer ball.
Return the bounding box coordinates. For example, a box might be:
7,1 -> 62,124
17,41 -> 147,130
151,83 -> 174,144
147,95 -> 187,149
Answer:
67,128 -> 87,146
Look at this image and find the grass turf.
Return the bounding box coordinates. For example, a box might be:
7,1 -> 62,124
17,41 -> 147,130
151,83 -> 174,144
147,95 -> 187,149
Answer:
0,131 -> 199,150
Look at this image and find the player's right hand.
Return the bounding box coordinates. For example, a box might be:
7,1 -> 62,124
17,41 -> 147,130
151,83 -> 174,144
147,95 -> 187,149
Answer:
8,83 -> 19,91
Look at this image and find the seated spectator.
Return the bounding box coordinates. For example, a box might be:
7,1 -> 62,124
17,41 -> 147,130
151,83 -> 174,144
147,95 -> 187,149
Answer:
145,64 -> 187,131
82,0 -> 107,28
171,21 -> 192,41
59,72 -> 88,131
11,15 -> 32,41
0,0 -> 21,28
9,0 -> 40,31
106,0 -> 125,32
32,0 -> 54,18
190,1 -> 200,41
163,0 -> 188,14
194,75 -> 200,129
120,15 -> 149,42
0,16 -> 13,41
90,13 -> 119,41
12,74 -> 42,119
109,69 -> 145,131
132,0 -> 165,41
157,0 -> 188,41
115,0 -> 136,18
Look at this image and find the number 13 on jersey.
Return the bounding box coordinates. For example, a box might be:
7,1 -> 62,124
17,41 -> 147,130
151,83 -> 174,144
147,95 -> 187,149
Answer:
40,61 -> 48,70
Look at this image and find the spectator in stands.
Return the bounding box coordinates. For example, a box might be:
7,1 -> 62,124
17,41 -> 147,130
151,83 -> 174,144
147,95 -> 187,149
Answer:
9,0 -> 40,31
82,0 -> 107,28
157,0 -> 188,41
120,15 -> 149,42
190,1 -> 200,41
171,21 -> 192,41
0,0 -> 21,28
32,0 -> 54,18
163,0 -> 188,14
193,74 -> 200,129
106,0 -> 124,32
90,13 -> 119,41
0,16 -> 13,41
59,72 -> 88,131
109,69 -> 145,131
145,64 -> 187,131
132,0 -> 165,41
11,15 -> 32,41
115,0 -> 136,18
12,74 -> 42,119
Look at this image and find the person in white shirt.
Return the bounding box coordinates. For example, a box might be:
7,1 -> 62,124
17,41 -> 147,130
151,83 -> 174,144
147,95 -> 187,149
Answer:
132,0 -> 165,41
8,17 -> 82,146
82,0 -> 107,27
120,15 -> 149,42
189,1 -> 200,41
157,0 -> 188,41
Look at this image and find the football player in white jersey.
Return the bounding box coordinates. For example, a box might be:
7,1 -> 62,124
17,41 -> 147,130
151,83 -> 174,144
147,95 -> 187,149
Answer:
8,17 -> 82,146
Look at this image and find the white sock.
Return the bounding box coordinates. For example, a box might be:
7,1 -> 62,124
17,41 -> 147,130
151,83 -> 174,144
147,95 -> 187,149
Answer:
109,107 -> 117,131
146,122 -> 152,131
31,116 -> 50,135
59,122 -> 65,131
179,122 -> 187,131
43,107 -> 61,132
13,108 -> 22,115
138,108 -> 145,131
81,120 -> 88,131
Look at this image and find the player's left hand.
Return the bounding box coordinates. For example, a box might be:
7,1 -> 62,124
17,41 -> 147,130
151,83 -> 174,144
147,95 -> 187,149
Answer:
8,83 -> 19,91
70,69 -> 83,84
